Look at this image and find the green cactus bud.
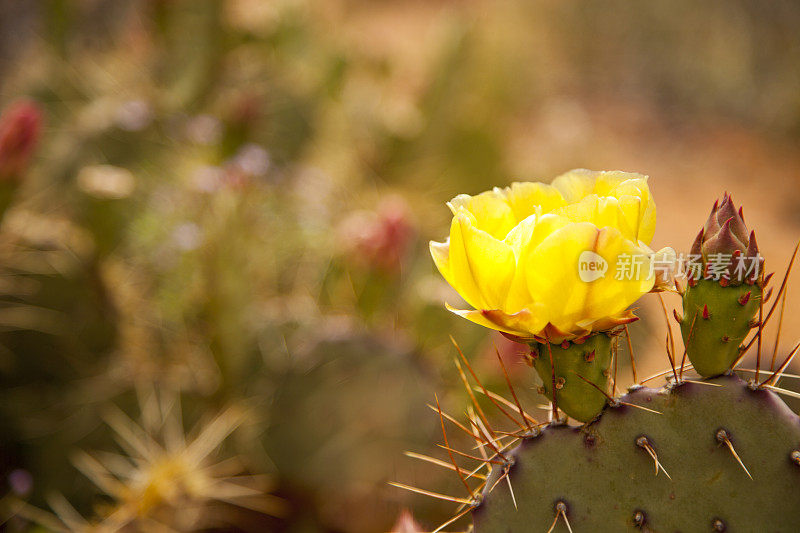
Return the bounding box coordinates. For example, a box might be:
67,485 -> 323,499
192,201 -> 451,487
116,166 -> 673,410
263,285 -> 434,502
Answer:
530,333 -> 613,423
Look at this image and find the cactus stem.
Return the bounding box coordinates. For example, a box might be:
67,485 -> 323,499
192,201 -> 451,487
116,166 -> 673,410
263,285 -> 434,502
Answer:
428,403 -> 484,442
657,294 -> 679,381
432,504 -> 476,533
715,429 -> 753,480
474,387 -> 540,429
624,324 -> 638,383
758,339 -> 800,389
503,471 -> 517,510
636,435 -> 672,479
681,379 -> 722,387
435,394 -> 479,500
403,451 -> 489,480
761,383 -> 800,400
466,414 -> 509,464
547,501 -> 573,533
388,481 -> 474,505
493,347 -> 538,430
769,269 -> 792,373
437,443 -> 504,465
453,338 -> 528,431
736,243 -> 799,363
453,356 -> 497,440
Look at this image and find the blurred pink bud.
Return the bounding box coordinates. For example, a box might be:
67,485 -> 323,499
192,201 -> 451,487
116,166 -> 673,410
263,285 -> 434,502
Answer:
390,509 -> 422,533
0,99 -> 43,183
339,196 -> 415,274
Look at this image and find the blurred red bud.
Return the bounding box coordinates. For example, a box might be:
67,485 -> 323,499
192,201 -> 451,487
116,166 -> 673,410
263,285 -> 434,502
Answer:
339,196 -> 415,274
0,99 -> 43,183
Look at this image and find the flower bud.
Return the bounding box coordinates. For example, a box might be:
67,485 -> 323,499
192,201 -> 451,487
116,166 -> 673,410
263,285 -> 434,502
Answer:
0,99 -> 43,183
689,192 -> 761,286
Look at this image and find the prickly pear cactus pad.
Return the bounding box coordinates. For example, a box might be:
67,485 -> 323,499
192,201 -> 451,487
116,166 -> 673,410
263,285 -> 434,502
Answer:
473,375 -> 800,532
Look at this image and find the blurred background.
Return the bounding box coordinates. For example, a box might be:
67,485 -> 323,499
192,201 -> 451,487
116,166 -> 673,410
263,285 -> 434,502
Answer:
0,0 -> 799,531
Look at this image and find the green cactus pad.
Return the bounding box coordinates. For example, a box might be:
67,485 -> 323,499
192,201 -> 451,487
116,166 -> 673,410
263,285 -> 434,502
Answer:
681,279 -> 761,377
472,374 -> 800,532
532,334 -> 613,423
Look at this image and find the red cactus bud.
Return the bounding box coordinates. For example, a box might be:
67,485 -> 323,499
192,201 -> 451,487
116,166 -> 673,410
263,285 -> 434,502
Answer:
704,199 -> 721,237
0,100 -> 43,183
702,217 -> 747,257
673,308 -> 683,323
561,340 -> 570,350
692,195 -> 759,286
690,228 -> 704,258
702,305 -> 710,320
715,194 -> 749,244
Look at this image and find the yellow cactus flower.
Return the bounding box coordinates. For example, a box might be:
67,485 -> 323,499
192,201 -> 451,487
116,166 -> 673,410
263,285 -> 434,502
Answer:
430,169 -> 665,343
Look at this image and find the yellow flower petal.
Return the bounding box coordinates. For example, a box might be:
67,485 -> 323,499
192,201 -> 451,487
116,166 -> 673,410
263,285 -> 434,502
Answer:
448,211 -> 516,310
550,169 -> 598,202
612,178 -> 656,244
503,214 -> 571,312
429,238 -> 452,283
503,182 -> 566,221
526,223 -> 654,335
446,303 -> 548,340
447,190 -> 516,240
552,195 -> 638,241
